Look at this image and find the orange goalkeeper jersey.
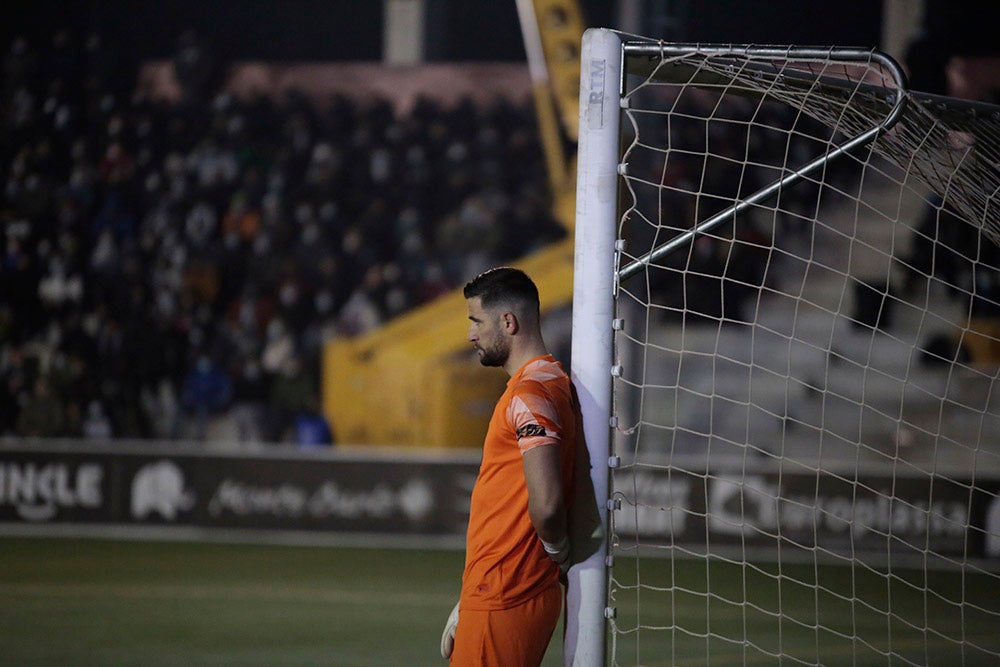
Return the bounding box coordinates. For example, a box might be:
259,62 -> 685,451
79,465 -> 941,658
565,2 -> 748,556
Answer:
460,355 -> 577,611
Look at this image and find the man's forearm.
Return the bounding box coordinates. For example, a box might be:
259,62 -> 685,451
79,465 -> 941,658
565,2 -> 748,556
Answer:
528,492 -> 567,542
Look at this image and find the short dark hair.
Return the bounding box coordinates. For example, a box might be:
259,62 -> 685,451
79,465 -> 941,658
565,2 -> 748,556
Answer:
463,267 -> 539,316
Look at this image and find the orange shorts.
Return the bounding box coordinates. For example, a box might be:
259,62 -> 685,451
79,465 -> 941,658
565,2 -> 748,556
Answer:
450,584 -> 562,667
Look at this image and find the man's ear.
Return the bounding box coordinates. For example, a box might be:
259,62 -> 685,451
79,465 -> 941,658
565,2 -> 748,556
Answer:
502,311 -> 520,335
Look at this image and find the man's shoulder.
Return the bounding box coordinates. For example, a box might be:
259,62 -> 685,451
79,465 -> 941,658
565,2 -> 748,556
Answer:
517,357 -> 568,385
510,358 -> 570,402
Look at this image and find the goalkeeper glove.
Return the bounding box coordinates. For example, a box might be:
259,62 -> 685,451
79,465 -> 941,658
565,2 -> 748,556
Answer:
541,535 -> 571,575
440,600 -> 459,659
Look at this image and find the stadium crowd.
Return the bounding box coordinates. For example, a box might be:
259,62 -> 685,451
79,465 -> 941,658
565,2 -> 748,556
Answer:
1,28 -> 565,443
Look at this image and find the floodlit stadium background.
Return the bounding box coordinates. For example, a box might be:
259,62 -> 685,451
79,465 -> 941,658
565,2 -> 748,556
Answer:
2,2 -> 998,665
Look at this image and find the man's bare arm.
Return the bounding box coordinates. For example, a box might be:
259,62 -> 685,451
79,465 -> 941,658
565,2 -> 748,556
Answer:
523,443 -> 569,570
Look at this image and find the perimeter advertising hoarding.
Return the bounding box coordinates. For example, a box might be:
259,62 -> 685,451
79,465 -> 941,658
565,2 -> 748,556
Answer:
0,446 -> 996,560
614,466 -> 1000,560
0,448 -> 477,538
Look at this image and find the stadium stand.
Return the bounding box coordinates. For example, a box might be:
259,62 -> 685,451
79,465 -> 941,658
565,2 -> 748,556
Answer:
0,27 -> 565,442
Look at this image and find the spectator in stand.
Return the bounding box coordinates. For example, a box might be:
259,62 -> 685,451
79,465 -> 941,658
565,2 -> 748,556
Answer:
173,29 -> 221,110
179,353 -> 233,440
82,400 -> 114,440
337,265 -> 384,336
267,353 -> 315,443
17,375 -> 66,438
230,356 -> 268,443
900,2 -> 1000,307
293,395 -> 334,448
0,344 -> 30,436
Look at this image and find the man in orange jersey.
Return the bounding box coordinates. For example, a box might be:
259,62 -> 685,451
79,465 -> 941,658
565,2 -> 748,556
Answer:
441,267 -> 578,666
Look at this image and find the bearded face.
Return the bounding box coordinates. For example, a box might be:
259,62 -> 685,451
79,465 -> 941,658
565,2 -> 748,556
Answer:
475,329 -> 511,367
466,297 -> 511,368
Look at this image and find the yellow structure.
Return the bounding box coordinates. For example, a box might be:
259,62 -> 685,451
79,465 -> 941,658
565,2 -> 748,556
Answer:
322,0 -> 586,447
323,240 -> 576,446
519,0 -> 587,212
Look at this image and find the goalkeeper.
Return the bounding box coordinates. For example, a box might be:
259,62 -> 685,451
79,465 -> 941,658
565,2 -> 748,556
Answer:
441,267 -> 578,666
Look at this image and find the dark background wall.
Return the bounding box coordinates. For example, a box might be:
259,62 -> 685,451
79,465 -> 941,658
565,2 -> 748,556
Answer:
6,1 -> 385,61
9,1 -> 1000,99
7,0 -> 885,65
6,0 -> 996,96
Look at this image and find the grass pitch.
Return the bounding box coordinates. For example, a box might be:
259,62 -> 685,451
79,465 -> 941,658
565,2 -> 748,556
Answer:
2,537 -> 997,666
0,538 -> 498,666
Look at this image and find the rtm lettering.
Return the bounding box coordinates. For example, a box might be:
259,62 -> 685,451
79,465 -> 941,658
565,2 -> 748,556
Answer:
0,461 -> 103,521
588,58 -> 606,106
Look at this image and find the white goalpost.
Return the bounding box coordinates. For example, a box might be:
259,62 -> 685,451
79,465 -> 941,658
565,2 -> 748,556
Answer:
571,28 -> 1000,667
567,27 -> 621,667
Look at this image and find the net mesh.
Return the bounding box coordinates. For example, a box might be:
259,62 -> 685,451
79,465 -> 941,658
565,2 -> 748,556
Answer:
607,40 -> 1000,666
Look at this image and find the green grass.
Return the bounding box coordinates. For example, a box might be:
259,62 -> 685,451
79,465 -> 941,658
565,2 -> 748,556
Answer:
2,538 -> 998,666
609,556 -> 1000,666
0,538 -> 495,667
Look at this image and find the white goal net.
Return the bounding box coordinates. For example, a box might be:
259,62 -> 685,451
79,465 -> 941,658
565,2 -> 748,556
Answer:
571,29 -> 1000,667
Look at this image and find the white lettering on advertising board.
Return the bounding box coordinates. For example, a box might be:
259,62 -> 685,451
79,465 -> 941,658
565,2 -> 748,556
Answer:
708,474 -> 968,541
207,477 -> 435,522
0,461 -> 103,521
